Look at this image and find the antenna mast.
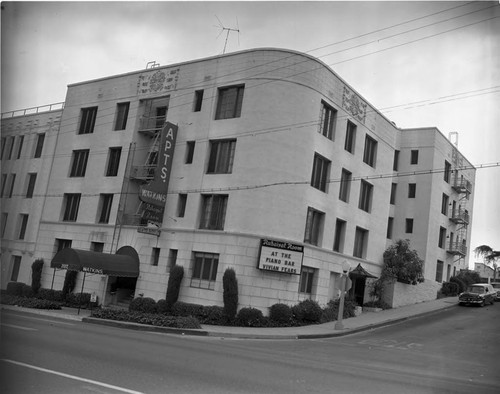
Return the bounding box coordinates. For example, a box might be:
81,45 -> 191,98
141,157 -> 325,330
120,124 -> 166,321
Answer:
215,15 -> 240,54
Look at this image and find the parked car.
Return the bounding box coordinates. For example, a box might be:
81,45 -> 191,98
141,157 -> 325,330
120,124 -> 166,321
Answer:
490,282 -> 500,301
458,283 -> 496,306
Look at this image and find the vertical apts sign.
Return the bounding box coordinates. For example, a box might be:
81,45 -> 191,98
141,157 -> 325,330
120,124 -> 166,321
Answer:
138,122 -> 178,236
257,239 -> 304,275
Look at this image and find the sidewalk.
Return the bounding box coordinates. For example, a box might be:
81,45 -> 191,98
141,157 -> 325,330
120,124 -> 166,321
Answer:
1,297 -> 459,339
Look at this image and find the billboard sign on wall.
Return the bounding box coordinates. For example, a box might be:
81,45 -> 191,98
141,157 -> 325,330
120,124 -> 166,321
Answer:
257,239 -> 304,275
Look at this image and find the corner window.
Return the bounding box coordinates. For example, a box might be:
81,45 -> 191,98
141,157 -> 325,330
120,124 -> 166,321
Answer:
200,194 -> 228,230
114,102 -> 130,131
191,252 -> 219,290
319,101 -> 337,140
63,193 -> 81,222
344,121 -> 356,153
310,153 -> 330,192
304,207 -> 324,246
78,107 -> 98,134
106,147 -> 122,176
70,149 -> 90,177
358,180 -> 373,212
393,150 -> 400,171
363,135 -> 378,167
207,139 -> 236,174
215,85 -> 244,120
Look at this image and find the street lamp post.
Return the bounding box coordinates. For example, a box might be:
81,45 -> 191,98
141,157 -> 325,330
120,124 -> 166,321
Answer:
335,260 -> 351,330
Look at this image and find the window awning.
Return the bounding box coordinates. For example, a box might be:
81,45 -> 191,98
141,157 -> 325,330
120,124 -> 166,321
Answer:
51,248 -> 139,277
349,263 -> 377,279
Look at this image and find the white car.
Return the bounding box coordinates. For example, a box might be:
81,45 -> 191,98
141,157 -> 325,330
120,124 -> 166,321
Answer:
490,282 -> 500,301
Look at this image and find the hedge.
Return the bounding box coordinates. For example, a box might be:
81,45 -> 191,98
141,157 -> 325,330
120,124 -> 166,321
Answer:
91,309 -> 201,329
1,295 -> 62,310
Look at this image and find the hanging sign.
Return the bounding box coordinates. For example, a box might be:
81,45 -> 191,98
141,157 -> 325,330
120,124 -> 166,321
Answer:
257,239 -> 304,275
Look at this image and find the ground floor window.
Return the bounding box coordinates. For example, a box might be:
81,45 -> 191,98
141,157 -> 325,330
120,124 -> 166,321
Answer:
191,252 -> 219,290
10,255 -> 21,281
299,267 -> 316,295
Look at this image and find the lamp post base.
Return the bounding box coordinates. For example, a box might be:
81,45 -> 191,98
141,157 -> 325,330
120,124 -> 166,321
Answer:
334,321 -> 344,330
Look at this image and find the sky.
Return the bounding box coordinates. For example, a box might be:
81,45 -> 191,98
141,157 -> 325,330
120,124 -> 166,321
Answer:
2,1 -> 499,268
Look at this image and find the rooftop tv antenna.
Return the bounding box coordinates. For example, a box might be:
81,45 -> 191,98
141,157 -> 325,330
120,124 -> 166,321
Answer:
214,15 -> 240,54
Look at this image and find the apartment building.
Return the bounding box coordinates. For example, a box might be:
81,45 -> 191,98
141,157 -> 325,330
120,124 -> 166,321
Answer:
1,48 -> 475,311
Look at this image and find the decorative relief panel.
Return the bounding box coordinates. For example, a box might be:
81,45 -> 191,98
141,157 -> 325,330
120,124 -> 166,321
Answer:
137,68 -> 180,96
342,86 -> 367,124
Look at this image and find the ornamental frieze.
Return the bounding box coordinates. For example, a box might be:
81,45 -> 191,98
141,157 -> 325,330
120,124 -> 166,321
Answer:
342,86 -> 367,124
137,68 -> 180,96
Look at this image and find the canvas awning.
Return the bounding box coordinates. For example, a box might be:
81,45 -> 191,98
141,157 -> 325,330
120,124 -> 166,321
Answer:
349,263 -> 377,278
51,248 -> 139,277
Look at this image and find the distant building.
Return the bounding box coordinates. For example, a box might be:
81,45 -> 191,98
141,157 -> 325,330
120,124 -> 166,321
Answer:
474,262 -> 498,282
1,48 -> 475,310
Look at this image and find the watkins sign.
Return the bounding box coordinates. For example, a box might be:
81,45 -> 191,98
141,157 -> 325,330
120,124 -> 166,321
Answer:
257,239 -> 304,275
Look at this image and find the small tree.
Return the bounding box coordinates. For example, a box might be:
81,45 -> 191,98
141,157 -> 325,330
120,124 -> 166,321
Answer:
31,259 -> 44,294
165,265 -> 184,310
62,270 -> 78,298
456,269 -> 481,287
381,239 -> 424,285
222,268 -> 238,321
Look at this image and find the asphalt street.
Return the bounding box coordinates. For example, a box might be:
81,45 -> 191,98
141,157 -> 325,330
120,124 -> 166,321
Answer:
1,303 -> 499,394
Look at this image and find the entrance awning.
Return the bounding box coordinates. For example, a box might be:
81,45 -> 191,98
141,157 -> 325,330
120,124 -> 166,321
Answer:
349,263 -> 377,278
51,248 -> 139,277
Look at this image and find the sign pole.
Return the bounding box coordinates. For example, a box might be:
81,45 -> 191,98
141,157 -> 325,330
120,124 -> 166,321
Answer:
77,272 -> 86,315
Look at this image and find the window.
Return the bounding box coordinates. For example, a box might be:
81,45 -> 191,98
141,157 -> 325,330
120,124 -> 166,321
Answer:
98,194 -> 113,224
10,256 -> 22,281
410,150 -> 419,165
299,267 -> 315,294
151,247 -> 160,266
393,150 -> 400,171
91,242 -> 104,253
319,101 -> 337,140
18,214 -> 29,239
155,106 -> 168,129
26,173 -> 37,198
0,138 -> 6,160
333,219 -> 346,253
353,227 -> 368,258
114,102 -> 130,131
63,193 -> 81,222
106,147 -> 122,176
215,85 -> 244,120
7,174 -> 16,198
185,141 -> 195,164
34,133 -> 45,158
390,183 -> 397,205
405,218 -> 414,234
358,180 -> 373,212
191,252 -> 219,290
408,183 -> 416,198
16,136 -> 24,159
304,207 -> 324,246
1,212 -> 7,237
387,217 -> 394,239
363,135 -> 377,167
200,194 -> 228,230
438,227 -> 447,248
435,260 -> 444,283
70,149 -> 90,177
339,169 -> 352,202
1,174 -> 7,197
78,107 -> 98,134
177,194 -> 187,217
193,90 -> 204,112
56,238 -> 72,253
168,249 -> 178,271
310,153 -> 330,192
7,137 -> 15,160
441,193 -> 449,216
444,161 -> 451,183
344,121 -> 356,153
207,139 -> 236,174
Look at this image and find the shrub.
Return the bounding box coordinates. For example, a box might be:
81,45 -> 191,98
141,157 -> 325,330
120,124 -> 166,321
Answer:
455,270 -> 481,287
441,281 -> 459,296
236,307 -> 266,327
31,259 -> 44,294
21,285 -> 35,299
6,282 -> 31,297
129,297 -> 158,313
223,268 -> 238,321
269,303 -> 293,325
362,300 -> 392,310
62,271 -> 78,298
157,299 -> 169,314
450,276 -> 466,293
165,265 -> 184,310
321,297 -> 359,323
36,288 -> 64,302
198,305 -> 225,325
292,299 -> 323,324
91,309 -> 201,329
170,302 -> 204,317
1,294 -> 62,310
65,292 -> 92,308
